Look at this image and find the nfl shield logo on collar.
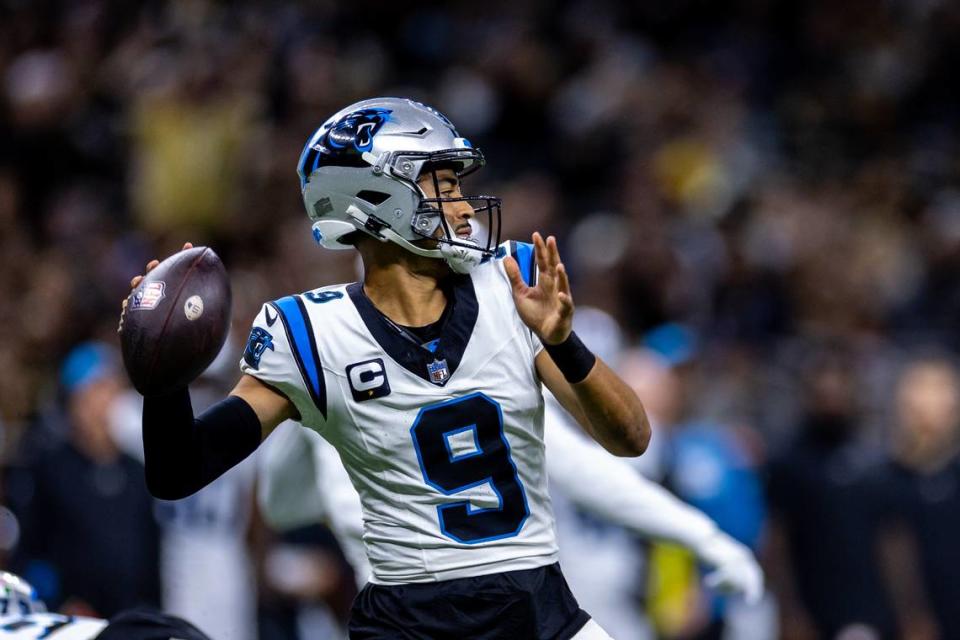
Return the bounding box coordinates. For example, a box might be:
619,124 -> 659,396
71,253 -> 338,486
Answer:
427,358 -> 449,385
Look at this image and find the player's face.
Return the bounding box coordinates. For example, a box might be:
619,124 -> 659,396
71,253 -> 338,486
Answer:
417,168 -> 476,241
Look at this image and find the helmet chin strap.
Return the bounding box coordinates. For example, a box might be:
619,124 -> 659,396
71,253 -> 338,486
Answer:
345,205 -> 483,273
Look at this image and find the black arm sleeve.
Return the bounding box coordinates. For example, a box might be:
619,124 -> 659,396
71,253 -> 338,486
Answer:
142,388 -> 262,500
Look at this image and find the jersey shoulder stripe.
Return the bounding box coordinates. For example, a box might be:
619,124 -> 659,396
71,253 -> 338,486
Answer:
505,241 -> 537,287
270,295 -> 326,418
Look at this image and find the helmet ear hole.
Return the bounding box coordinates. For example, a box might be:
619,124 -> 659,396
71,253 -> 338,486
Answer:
356,190 -> 391,206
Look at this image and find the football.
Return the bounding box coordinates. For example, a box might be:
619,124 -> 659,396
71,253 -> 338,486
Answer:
120,246 -> 232,395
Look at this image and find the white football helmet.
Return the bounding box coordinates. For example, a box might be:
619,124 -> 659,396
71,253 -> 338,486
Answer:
297,97 -> 501,273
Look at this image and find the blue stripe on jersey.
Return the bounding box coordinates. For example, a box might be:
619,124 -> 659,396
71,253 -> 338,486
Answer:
271,296 -> 326,418
510,241 -> 537,287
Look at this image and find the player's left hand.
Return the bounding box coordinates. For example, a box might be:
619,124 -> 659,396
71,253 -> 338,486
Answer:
696,532 -> 765,605
504,232 -> 573,345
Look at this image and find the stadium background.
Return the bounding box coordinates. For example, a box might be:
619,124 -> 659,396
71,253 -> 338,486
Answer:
1,0 -> 959,638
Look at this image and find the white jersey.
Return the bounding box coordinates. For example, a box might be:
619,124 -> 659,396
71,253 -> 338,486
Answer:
242,242 -> 557,584
0,613 -> 106,640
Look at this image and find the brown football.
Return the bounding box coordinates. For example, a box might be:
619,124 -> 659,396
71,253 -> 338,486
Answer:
120,246 -> 232,395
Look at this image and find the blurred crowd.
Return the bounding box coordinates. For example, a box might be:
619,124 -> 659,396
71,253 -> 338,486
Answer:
1,0 -> 960,638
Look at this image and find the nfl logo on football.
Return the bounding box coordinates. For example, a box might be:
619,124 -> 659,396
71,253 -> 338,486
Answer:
427,358 -> 449,385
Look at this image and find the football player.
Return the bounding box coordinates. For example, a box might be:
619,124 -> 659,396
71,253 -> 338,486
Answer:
127,97 -> 650,638
258,402 -> 763,636
0,572 -> 210,640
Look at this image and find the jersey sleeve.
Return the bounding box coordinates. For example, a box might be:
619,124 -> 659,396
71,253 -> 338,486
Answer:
239,299 -> 327,428
530,326 -> 544,355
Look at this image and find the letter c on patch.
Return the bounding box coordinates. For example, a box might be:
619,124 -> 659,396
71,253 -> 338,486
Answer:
346,358 -> 391,402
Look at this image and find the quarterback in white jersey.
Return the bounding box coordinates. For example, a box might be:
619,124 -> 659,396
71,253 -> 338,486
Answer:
242,240 -> 557,583
129,97 -> 649,639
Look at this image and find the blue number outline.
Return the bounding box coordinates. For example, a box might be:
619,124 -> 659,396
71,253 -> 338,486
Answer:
410,392 -> 530,544
443,424 -> 482,461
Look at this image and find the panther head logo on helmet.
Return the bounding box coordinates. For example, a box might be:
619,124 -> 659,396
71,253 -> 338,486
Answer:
303,107 -> 393,174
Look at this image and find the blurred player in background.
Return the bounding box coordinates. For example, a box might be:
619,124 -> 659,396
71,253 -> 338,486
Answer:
632,325 -> 769,640
767,351 -> 895,640
886,355 -> 960,639
126,97 -> 650,638
151,366 -> 259,640
90,346 -> 260,640
4,344 -> 160,618
0,572 -> 210,640
549,312 -> 768,640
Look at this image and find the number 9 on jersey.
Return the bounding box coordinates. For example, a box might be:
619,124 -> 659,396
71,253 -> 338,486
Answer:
410,393 -> 529,543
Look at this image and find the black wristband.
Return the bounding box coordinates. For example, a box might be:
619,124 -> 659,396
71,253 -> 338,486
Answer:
543,331 -> 597,384
143,388 -> 262,500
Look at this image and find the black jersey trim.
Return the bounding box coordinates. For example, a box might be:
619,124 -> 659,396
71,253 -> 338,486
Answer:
346,276 -> 478,386
271,296 -> 327,418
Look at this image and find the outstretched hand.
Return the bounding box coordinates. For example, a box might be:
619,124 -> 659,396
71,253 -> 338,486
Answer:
117,242 -> 194,333
698,533 -> 765,605
504,232 -> 574,345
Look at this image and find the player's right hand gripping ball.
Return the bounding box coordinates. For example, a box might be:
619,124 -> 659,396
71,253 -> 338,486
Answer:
119,246 -> 232,395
